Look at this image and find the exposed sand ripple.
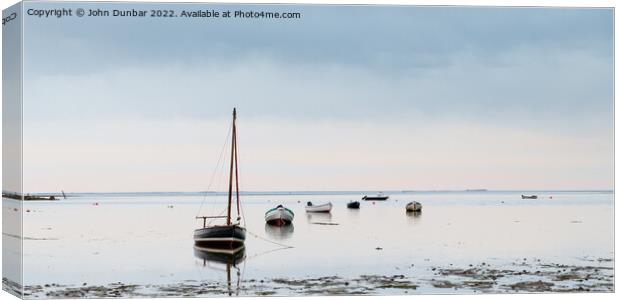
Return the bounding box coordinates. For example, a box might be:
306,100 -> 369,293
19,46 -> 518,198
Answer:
22,258 -> 614,298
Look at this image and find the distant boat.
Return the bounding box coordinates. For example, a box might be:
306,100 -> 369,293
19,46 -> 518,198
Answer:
194,108 -> 246,252
362,192 -> 389,201
23,194 -> 58,201
347,201 -> 360,209
265,205 -> 294,226
406,201 -> 422,212
305,201 -> 332,213
521,195 -> 538,199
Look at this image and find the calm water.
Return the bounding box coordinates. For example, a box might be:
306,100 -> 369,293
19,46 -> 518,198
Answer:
7,191 -> 615,294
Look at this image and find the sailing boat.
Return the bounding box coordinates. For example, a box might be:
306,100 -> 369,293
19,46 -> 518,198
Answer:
194,108 -> 246,252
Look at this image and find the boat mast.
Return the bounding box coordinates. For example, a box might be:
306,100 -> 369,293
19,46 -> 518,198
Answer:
226,108 -> 237,226
234,110 -> 241,220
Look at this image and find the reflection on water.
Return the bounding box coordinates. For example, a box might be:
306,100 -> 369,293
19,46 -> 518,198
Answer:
346,206 -> 361,219
264,223 -> 294,240
305,212 -> 333,223
20,191 -> 614,288
193,245 -> 246,266
406,210 -> 422,224
193,245 -> 245,296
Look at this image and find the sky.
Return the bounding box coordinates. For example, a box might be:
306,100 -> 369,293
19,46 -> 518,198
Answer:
19,2 -> 613,192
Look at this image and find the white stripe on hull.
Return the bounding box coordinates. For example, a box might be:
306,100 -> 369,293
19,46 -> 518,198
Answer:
305,202 -> 332,213
193,245 -> 245,254
265,208 -> 294,223
193,237 -> 245,242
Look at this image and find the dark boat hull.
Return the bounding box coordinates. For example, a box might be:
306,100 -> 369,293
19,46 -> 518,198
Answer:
194,225 -> 246,249
347,201 -> 360,209
266,219 -> 292,226
362,196 -> 389,201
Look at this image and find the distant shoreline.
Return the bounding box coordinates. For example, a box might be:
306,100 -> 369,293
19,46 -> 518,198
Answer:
2,193 -> 60,201
4,189 -> 613,199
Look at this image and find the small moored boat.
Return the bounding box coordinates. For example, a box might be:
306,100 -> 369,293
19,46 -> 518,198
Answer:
347,201 -> 360,209
305,201 -> 332,213
265,205 -> 294,226
194,108 -> 246,252
362,192 -> 389,201
405,201 -> 422,212
521,195 -> 538,199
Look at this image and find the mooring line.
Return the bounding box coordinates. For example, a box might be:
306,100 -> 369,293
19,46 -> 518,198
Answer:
245,229 -> 294,249
245,245 -> 293,262
196,121 -> 233,218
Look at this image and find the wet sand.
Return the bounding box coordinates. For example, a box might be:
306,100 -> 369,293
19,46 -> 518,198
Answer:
19,258 -> 614,297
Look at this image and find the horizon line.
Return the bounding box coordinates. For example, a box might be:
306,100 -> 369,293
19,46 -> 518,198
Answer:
7,188 -> 614,196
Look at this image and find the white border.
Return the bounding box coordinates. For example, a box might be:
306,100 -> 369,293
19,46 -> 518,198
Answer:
0,1 -> 617,300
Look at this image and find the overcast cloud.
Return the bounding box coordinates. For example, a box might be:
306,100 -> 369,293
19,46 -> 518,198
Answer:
20,3 -> 613,192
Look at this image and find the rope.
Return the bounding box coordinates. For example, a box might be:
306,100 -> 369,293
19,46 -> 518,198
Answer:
246,229 -> 294,249
231,118 -> 292,251
239,199 -> 246,227
245,245 -> 293,261
196,121 -> 233,217
235,118 -> 246,227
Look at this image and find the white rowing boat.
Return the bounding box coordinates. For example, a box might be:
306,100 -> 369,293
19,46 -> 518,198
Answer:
305,201 -> 332,213
265,205 -> 294,226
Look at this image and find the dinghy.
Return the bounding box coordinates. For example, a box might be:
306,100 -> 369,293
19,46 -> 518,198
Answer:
405,201 -> 422,212
194,108 -> 246,251
265,205 -> 294,226
347,201 -> 360,209
305,201 -> 332,213
362,192 -> 389,201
